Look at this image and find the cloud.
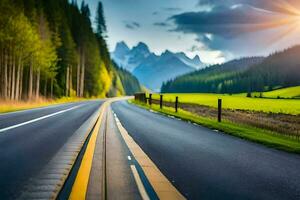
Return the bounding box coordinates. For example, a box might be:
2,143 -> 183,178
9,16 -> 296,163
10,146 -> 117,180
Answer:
169,0 -> 300,58
124,21 -> 141,30
170,5 -> 291,38
197,0 -> 300,15
153,22 -> 170,27
163,7 -> 182,12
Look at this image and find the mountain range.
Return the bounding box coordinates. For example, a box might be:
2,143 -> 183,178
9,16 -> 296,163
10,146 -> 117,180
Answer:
111,41 -> 205,91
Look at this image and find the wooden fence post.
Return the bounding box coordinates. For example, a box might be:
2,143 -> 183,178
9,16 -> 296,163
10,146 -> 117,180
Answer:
160,94 -> 163,109
149,94 -> 152,105
218,99 -> 222,122
175,96 -> 178,112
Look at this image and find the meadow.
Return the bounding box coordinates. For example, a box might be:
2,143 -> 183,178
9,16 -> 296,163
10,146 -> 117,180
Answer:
152,91 -> 300,115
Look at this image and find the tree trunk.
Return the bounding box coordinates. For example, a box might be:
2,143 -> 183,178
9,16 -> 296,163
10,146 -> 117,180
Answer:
77,54 -> 80,97
19,62 -> 23,100
69,66 -> 73,96
35,68 -> 40,99
15,57 -> 21,101
11,55 -> 16,100
80,53 -> 85,97
7,52 -> 11,99
3,48 -> 8,99
50,78 -> 53,99
28,62 -> 33,100
44,78 -> 47,97
66,66 -> 69,96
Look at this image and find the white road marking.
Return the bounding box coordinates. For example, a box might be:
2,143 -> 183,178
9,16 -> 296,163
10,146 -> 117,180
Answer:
128,156 -> 132,160
149,110 -> 157,113
130,165 -> 150,200
115,116 -> 120,123
0,105 -> 81,133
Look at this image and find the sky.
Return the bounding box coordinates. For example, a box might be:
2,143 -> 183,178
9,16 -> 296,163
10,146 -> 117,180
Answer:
83,0 -> 300,64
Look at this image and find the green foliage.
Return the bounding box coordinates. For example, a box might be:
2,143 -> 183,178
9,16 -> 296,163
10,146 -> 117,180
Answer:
0,0 -> 141,99
114,64 -> 142,95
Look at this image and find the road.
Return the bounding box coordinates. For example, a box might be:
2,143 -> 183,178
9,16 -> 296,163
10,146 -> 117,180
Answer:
0,100 -> 103,199
112,100 -> 300,200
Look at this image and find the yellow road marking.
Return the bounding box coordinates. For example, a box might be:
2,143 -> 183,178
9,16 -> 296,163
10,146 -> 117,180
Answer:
114,114 -> 186,200
69,102 -> 108,200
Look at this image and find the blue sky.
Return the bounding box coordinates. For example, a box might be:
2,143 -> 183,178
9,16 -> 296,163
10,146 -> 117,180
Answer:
83,0 -> 300,64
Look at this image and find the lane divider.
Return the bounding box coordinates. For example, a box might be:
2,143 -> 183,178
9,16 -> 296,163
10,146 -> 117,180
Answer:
0,105 -> 81,133
68,102 -> 108,200
114,113 -> 186,200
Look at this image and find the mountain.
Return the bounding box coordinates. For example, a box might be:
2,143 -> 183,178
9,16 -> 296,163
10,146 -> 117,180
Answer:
111,41 -> 204,91
112,42 -> 151,72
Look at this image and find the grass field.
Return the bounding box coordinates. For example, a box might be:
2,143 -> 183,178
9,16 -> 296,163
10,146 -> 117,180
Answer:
263,86 -> 300,98
152,92 -> 300,115
131,100 -> 300,153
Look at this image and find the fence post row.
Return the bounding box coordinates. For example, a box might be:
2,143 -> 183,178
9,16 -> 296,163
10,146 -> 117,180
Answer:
175,96 -> 178,112
160,94 -> 163,109
218,99 -> 222,122
149,94 -> 152,105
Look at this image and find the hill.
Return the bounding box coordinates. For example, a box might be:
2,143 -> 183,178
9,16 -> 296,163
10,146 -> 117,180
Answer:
162,46 -> 300,94
162,57 -> 264,93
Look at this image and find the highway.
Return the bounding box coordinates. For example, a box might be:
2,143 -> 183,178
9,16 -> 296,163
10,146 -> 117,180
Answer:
1,99 -> 300,200
112,101 -> 300,200
0,100 -> 103,199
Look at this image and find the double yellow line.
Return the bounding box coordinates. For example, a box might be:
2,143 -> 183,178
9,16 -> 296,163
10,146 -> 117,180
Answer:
69,101 -> 109,200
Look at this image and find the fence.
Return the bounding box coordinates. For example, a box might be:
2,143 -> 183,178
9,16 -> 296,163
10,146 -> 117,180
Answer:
134,93 -> 223,122
134,93 -> 300,140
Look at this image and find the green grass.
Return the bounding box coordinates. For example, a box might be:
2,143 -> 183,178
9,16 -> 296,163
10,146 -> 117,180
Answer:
130,100 -> 300,154
263,86 -> 300,98
152,92 -> 300,115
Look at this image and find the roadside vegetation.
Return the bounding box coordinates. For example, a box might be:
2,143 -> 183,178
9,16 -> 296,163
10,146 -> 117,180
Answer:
0,0 -> 141,103
131,100 -> 300,154
0,97 -> 88,113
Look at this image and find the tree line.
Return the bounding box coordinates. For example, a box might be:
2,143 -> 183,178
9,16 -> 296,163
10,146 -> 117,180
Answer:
162,46 -> 300,94
0,0 -> 141,101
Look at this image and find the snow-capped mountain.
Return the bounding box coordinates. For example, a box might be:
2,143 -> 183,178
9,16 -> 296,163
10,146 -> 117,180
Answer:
111,41 -> 205,91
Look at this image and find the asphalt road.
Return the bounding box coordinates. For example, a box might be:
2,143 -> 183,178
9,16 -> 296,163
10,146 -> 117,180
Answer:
112,101 -> 300,200
0,100 -> 103,199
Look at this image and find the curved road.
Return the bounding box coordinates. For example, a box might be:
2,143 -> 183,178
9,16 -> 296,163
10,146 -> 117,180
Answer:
112,101 -> 300,200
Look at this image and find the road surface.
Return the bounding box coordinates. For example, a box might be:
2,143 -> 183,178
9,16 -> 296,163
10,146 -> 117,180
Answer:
0,101 -> 103,199
1,99 -> 300,200
112,100 -> 300,200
